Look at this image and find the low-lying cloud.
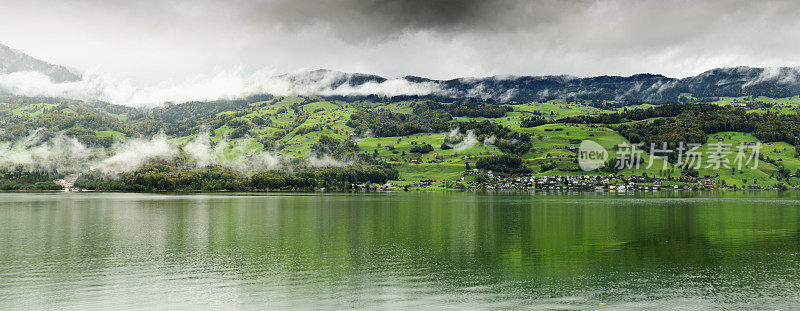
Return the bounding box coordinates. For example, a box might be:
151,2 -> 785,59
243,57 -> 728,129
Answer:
444,127 -> 477,151
0,130 -> 91,172
0,68 -> 458,107
6,63 -> 800,109
184,131 -> 281,175
93,133 -> 178,174
0,129 -> 361,177
742,67 -> 800,88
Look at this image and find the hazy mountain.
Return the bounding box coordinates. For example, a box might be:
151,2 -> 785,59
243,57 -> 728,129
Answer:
0,44 -> 81,83
3,43 -> 800,104
277,69 -> 387,88
289,67 -> 800,104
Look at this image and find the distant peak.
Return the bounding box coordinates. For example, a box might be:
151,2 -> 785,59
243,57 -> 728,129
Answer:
0,43 -> 81,83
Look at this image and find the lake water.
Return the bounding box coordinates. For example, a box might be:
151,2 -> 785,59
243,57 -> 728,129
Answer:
1,192 -> 799,310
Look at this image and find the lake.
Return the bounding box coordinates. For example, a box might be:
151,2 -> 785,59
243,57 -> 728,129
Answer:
1,192 -> 799,310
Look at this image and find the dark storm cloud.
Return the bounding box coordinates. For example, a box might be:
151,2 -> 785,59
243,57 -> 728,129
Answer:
240,0 -> 800,78
250,0 -> 572,41
2,0 -> 800,105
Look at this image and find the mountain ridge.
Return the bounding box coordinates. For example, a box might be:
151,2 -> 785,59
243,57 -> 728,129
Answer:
0,44 -> 81,83
261,66 -> 800,103
2,43 -> 800,104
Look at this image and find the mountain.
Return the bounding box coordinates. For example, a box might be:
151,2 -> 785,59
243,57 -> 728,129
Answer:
284,67 -> 800,104
0,44 -> 81,83
2,43 -> 800,104
278,69 -> 387,87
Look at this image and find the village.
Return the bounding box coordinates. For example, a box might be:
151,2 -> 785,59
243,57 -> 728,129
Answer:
344,169 -> 797,192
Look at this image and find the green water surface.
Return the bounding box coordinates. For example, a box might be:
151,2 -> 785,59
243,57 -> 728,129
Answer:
1,192 -> 799,310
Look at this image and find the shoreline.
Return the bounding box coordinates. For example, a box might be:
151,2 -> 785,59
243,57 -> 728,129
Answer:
1,188 -> 797,194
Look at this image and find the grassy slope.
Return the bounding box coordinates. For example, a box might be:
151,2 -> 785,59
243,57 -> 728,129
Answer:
696,132 -> 799,187
706,96 -> 800,114
3,96 -> 800,186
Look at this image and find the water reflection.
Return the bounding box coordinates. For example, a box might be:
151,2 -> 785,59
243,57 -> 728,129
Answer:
1,192 -> 799,309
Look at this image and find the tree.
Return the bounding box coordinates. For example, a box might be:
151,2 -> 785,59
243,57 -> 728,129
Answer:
475,155 -> 531,175
410,143 -> 433,154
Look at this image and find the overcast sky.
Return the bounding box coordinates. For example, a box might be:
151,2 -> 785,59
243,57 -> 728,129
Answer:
2,0 -> 800,86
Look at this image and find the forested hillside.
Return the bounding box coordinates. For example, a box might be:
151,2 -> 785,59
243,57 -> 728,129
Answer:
1,93 -> 799,191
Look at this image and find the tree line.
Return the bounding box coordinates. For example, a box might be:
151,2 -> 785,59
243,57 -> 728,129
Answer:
74,154 -> 398,192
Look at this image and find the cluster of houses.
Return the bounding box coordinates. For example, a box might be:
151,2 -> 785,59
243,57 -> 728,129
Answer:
319,169 -> 791,192
316,182 -> 397,192
466,173 -> 672,191
455,169 -> 781,191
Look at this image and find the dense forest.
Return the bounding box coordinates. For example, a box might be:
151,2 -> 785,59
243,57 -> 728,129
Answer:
74,154 -> 398,192
412,99 -> 510,118
346,109 -> 452,137
0,167 -> 62,190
